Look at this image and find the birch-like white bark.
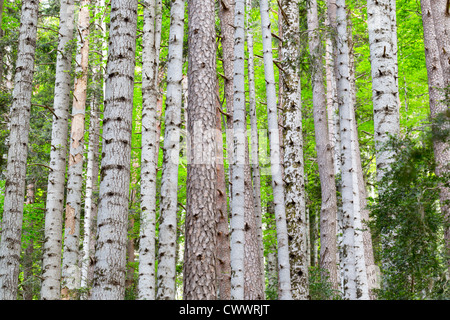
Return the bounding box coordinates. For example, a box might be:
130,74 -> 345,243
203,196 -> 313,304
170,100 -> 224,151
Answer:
367,0 -> 400,183
61,0 -> 90,298
0,0 -> 39,300
91,0 -> 138,300
41,0 -> 75,300
280,0 -> 309,300
334,0 -> 369,299
230,0 -> 246,300
138,0 -> 162,300
259,0 -> 292,300
156,0 -> 185,300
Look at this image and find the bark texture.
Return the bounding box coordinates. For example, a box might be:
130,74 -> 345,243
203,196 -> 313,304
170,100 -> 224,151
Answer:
62,0 -> 90,298
91,0 -> 138,300
41,0 -> 75,300
138,0 -> 162,300
334,0 -> 369,299
367,0 -> 400,182
183,0 -> 217,300
307,0 -> 338,293
259,0 -> 292,300
0,0 -> 39,300
280,0 -> 309,300
157,0 -> 185,300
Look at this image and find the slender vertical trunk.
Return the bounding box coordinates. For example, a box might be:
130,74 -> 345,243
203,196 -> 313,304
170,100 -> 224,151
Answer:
259,0 -> 292,300
0,0 -> 5,85
215,83 -> 231,300
231,0 -> 247,300
0,0 -> 39,300
157,0 -> 185,300
218,0 -> 235,203
41,0 -> 75,300
244,137 -> 264,300
279,0 -> 309,300
91,0 -> 138,300
61,0 -> 91,299
307,0 -> 339,293
138,0 -> 162,300
183,0 -> 217,300
420,0 -> 450,274
333,0 -> 369,300
245,0 -> 264,295
347,16 -> 378,299
22,183 -> 35,300
80,100 -> 100,297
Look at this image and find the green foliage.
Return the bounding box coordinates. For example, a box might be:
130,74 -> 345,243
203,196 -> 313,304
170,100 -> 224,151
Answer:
308,266 -> 342,300
369,113 -> 450,300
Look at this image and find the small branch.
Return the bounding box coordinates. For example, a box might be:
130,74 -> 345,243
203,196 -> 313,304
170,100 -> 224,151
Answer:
217,107 -> 231,118
32,104 -> 58,119
271,32 -> 283,42
178,202 -> 187,212
218,72 -> 231,81
29,163 -> 53,171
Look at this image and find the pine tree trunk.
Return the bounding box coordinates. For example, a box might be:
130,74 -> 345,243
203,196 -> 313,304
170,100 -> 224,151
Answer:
333,0 -> 369,300
91,0 -> 138,300
183,0 -> 217,300
156,0 -> 185,300
430,0 -> 450,85
259,0 -> 292,300
0,0 -> 39,300
61,0 -> 91,299
307,0 -> 339,293
138,0 -> 162,300
215,84 -> 231,300
245,0 -> 264,294
40,0 -> 75,300
367,0 -> 400,183
420,0 -> 450,275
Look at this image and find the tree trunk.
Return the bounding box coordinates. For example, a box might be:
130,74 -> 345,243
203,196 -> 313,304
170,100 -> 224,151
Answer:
215,83 -> 231,300
183,0 -> 217,300
138,0 -> 162,300
347,16 -> 378,299
245,0 -> 264,294
61,0 -> 91,299
367,0 -> 400,183
333,0 -> 370,300
420,0 -> 450,275
259,0 -> 292,300
41,0 -> 75,300
157,0 -> 185,300
430,0 -> 450,85
91,0 -> 138,300
307,0 -> 339,293
0,0 -> 39,300
279,0 -> 309,300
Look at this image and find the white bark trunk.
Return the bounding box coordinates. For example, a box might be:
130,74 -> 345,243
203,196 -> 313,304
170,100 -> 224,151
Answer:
334,0 -> 369,300
0,0 -> 39,300
91,0 -> 138,300
259,0 -> 292,300
138,0 -> 162,300
156,0 -> 185,300
367,0 -> 400,183
230,0 -> 246,300
62,0 -> 90,298
41,0 -> 76,300
280,0 -> 309,300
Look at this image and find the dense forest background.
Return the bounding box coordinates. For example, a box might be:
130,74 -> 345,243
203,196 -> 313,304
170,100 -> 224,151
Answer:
0,0 -> 449,300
